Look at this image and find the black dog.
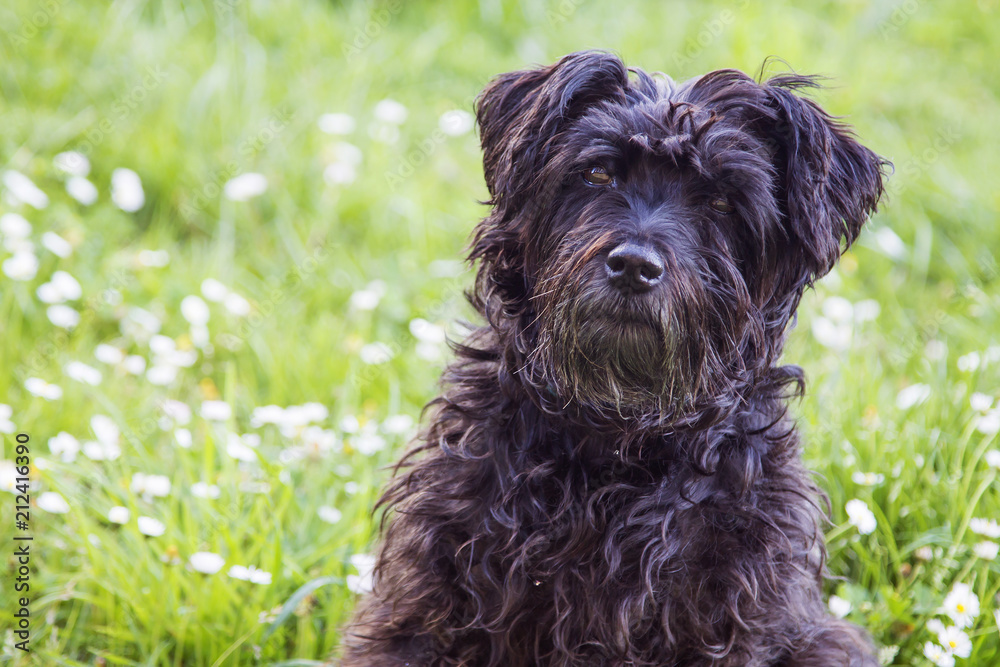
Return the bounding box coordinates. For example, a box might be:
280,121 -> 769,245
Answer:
341,50 -> 888,666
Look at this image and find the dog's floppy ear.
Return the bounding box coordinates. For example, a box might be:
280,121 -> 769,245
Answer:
759,74 -> 889,287
476,50 -> 629,218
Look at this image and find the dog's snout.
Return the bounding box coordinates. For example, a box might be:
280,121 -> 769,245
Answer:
606,243 -> 664,293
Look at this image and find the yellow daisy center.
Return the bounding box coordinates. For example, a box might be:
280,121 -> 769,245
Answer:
949,640 -> 958,648
957,603 -> 966,612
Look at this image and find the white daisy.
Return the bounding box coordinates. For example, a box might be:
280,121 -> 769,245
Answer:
416,341 -> 444,361
323,162 -> 356,185
24,377 -> 63,400
189,551 -> 225,574
350,287 -> 381,310
37,491 -> 69,514
41,231 -> 73,257
227,564 -> 272,584
160,399 -> 192,427
121,306 -> 162,340
853,299 -> 881,322
973,541 -> 999,560
174,428 -> 193,448
923,641 -> 955,667
811,316 -> 852,350
985,449 -> 1000,469
223,173 -> 268,201
828,595 -> 851,619
91,414 -> 119,444
47,304 -> 81,329
971,393 -> 994,412
347,553 -> 376,594
977,411 -> 1000,436
872,227 -> 906,260
0,404 -> 15,434
409,318 -> 446,343
845,499 -> 877,535
94,343 -> 125,364
66,176 -> 98,205
969,518 -> 1000,538
122,355 -> 147,375
181,295 -> 210,325
0,461 -> 18,493
54,151 -> 90,176
359,342 -> 393,365
2,251 -> 39,281
111,168 -> 144,212
318,505 -> 342,524
201,278 -> 229,302
201,400 -> 232,422
65,361 -> 102,386
225,432 -> 257,462
821,296 -> 853,323
382,414 -> 414,434
131,473 -> 171,499
353,431 -> 386,456
223,292 -> 251,316
941,583 -> 980,628
191,482 -> 220,499
2,170 -> 49,209
137,516 -> 165,536
438,109 -> 475,136
957,352 -> 981,372
896,384 -> 931,410
146,364 -> 178,386
318,112 -> 356,134
0,212 -> 31,237
373,99 -> 408,125
48,432 -> 80,462
251,404 -> 286,428
340,415 -> 360,433
82,414 -> 122,461
935,625 -> 972,658
851,471 -> 885,486
107,506 -> 130,524
136,249 -> 170,267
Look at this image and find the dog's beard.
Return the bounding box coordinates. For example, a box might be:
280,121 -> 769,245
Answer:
533,263 -> 709,422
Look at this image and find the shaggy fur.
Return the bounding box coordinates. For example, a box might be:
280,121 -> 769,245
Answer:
340,50 -> 889,666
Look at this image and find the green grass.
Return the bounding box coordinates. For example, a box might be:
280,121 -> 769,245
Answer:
0,0 -> 998,664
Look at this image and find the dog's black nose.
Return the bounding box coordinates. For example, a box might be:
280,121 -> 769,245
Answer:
606,243 -> 664,293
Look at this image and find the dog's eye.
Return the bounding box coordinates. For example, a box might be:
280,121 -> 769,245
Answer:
708,197 -> 735,214
582,166 -> 614,187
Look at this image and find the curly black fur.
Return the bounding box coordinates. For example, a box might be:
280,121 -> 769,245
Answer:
340,51 -> 889,666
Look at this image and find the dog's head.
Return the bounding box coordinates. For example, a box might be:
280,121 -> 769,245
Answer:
470,50 -> 888,430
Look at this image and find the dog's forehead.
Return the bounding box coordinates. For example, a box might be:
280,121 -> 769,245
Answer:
574,94 -> 748,163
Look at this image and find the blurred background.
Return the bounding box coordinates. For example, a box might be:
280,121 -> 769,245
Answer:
0,0 -> 998,664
